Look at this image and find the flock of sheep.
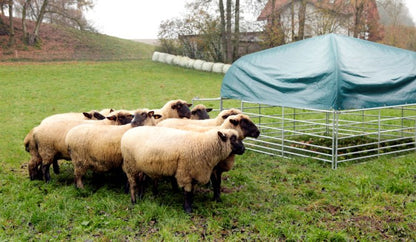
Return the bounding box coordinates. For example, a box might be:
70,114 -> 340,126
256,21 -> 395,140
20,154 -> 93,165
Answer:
23,99 -> 260,213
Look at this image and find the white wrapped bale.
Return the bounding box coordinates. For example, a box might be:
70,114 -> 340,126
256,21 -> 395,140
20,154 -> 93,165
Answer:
187,59 -> 195,69
179,56 -> 191,67
201,62 -> 214,72
164,54 -> 175,64
193,59 -> 205,70
172,55 -> 181,65
223,64 -> 232,73
157,53 -> 167,63
212,63 -> 225,73
152,52 -> 161,62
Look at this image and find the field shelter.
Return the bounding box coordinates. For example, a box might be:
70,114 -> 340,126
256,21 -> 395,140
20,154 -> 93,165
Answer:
194,34 -> 416,168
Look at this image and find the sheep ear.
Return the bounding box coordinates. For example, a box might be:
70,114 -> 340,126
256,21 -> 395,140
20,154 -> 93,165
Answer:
93,112 -> 106,120
83,112 -> 93,119
230,118 -> 239,126
106,115 -> 117,121
153,114 -> 162,119
187,103 -> 192,107
109,108 -> 115,113
171,104 -> 177,109
206,108 -> 213,112
218,131 -> 227,142
191,110 -> 197,115
148,111 -> 155,117
222,114 -> 230,120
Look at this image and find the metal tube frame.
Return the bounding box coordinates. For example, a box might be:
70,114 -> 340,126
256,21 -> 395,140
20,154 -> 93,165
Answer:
192,97 -> 416,168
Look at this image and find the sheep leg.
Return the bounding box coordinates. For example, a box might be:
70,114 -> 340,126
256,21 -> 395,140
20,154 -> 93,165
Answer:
128,173 -> 139,204
183,190 -> 194,214
170,177 -> 179,192
152,178 -> 159,196
138,172 -> 146,199
130,182 -> 137,204
183,182 -> 196,213
211,167 -> 224,202
73,166 -> 85,189
52,160 -> 60,174
28,154 -> 42,181
42,163 -> 51,182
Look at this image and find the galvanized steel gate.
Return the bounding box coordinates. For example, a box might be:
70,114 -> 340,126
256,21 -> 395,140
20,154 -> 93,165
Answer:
192,97 -> 416,169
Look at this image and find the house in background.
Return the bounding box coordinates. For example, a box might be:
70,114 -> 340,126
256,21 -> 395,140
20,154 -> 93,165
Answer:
257,0 -> 383,43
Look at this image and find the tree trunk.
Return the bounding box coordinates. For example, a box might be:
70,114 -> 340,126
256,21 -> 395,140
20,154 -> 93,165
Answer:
7,0 -> 14,46
29,0 -> 48,45
219,0 -> 226,63
353,0 -> 364,38
298,0 -> 306,40
291,0 -> 295,41
22,0 -> 30,44
225,0 -> 232,63
232,0 -> 239,61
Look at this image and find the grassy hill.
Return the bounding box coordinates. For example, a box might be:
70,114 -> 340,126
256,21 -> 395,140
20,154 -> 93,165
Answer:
0,16 -> 155,61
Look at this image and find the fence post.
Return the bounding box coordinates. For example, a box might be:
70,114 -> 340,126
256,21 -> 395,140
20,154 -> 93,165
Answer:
332,110 -> 339,169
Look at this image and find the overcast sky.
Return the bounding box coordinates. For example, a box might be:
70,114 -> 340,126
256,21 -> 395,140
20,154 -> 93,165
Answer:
86,0 -> 416,40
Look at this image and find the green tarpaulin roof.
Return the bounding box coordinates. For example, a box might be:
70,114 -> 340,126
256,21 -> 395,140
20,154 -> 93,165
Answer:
221,34 -> 416,110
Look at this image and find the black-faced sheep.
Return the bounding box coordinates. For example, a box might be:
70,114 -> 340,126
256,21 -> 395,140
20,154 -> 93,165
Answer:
157,108 -> 242,128
40,108 -> 114,124
30,110 -> 134,182
153,114 -> 260,201
65,109 -> 161,189
190,104 -> 213,120
153,99 -> 192,124
121,126 -> 245,213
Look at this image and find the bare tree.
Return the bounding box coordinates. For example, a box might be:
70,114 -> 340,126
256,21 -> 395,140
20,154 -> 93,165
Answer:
7,0 -> 14,46
297,0 -> 306,40
233,0 -> 240,60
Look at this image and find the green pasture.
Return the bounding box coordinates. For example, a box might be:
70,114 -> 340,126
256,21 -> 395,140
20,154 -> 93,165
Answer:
0,60 -> 415,240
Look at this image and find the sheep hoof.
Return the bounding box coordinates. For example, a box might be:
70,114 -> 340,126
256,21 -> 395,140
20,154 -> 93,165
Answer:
184,206 -> 192,214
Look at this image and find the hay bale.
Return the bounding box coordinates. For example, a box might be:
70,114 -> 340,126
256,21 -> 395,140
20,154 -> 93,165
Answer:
152,52 -> 161,62
201,62 -> 214,72
212,63 -> 225,73
172,55 -> 181,65
223,64 -> 232,73
179,56 -> 191,67
186,59 -> 196,69
164,54 -> 175,64
157,53 -> 167,63
193,60 -> 205,70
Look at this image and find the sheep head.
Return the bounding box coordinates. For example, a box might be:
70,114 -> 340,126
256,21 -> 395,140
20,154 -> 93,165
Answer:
106,110 -> 134,125
170,100 -> 192,119
191,104 -> 213,120
131,109 -> 162,127
227,114 -> 260,139
218,130 -> 245,155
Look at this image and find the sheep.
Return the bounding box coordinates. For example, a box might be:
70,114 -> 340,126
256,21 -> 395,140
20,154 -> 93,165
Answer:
40,108 -> 114,124
121,126 -> 245,213
152,99 -> 192,124
153,114 -> 260,201
29,110 -> 134,182
157,108 -> 242,128
65,109 -> 161,189
190,104 -> 213,120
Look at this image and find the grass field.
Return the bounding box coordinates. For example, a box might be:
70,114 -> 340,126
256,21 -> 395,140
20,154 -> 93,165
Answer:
0,60 -> 415,240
